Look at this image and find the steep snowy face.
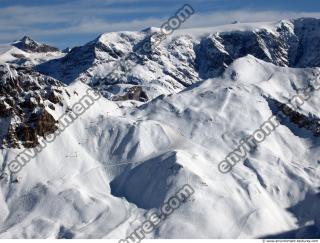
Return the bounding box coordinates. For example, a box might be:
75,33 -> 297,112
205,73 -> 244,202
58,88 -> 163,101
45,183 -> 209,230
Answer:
12,36 -> 59,53
36,18 -> 320,100
196,18 -> 320,79
37,31 -> 145,84
0,64 -> 70,148
37,29 -> 199,99
196,25 -> 291,79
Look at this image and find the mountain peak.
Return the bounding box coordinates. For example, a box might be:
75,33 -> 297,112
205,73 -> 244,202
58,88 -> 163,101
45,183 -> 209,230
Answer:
141,26 -> 161,33
12,36 -> 59,53
20,36 -> 36,44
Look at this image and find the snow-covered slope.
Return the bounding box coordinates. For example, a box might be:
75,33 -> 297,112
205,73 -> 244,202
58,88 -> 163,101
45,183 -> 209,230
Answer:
0,45 -> 27,64
0,18 -> 320,239
0,55 -> 319,238
0,37 -> 64,68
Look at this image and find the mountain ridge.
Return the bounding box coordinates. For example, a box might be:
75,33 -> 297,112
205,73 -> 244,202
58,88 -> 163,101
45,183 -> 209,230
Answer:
33,18 -> 320,99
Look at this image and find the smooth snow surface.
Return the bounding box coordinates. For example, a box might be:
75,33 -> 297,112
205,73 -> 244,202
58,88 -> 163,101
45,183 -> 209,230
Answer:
0,56 -> 319,238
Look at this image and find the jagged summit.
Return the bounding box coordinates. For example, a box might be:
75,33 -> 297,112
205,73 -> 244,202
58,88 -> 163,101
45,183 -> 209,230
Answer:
12,36 -> 59,53
36,18 -> 320,100
19,36 -> 34,44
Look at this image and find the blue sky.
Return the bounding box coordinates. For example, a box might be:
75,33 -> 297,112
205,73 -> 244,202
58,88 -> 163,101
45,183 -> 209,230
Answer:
0,0 -> 319,48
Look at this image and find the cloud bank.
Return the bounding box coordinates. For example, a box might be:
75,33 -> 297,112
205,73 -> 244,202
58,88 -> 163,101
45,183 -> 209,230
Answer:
0,1 -> 319,47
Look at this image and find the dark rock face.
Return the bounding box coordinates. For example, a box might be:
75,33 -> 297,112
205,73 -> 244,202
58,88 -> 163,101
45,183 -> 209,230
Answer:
268,98 -> 320,137
37,36 -> 127,84
279,104 -> 320,137
112,86 -> 148,102
37,31 -> 199,92
0,65 -> 66,148
196,18 -> 320,79
13,36 -> 59,53
291,18 -> 320,67
16,109 -> 58,148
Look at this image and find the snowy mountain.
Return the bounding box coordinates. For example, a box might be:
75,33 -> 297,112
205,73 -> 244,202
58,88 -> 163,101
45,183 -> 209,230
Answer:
0,37 -> 63,69
0,18 -> 320,239
36,18 -> 320,100
12,36 -> 59,53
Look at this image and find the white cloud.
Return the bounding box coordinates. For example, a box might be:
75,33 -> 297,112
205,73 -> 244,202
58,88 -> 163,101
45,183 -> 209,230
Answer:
36,10 -> 320,35
0,3 -> 319,47
182,10 -> 320,28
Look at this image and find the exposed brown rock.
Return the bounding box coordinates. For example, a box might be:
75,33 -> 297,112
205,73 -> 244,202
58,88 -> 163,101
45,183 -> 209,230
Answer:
16,110 -> 57,147
273,99 -> 320,136
46,91 -> 61,104
112,86 -> 148,102
20,98 -> 37,110
0,64 -> 63,148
